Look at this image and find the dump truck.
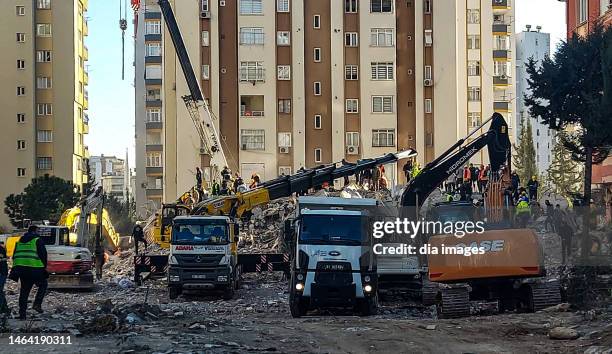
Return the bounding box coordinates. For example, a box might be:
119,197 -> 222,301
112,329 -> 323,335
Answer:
286,197 -> 379,317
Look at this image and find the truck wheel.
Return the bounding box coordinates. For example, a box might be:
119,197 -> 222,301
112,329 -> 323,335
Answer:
169,286 -> 180,300
223,284 -> 235,300
359,294 -> 379,316
289,292 -> 308,318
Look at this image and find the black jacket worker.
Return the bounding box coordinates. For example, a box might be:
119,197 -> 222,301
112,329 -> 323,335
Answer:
13,225 -> 48,320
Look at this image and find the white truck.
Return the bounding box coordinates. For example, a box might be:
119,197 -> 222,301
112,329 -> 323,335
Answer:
167,216 -> 240,300
286,197 -> 378,317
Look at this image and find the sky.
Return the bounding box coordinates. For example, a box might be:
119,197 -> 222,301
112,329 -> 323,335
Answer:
85,0 -> 568,168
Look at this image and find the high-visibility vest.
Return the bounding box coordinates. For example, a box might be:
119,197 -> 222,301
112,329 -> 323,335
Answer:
516,200 -> 530,215
12,238 -> 44,268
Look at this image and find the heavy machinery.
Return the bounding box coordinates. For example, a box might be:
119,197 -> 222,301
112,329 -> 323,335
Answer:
2,226 -> 94,290
286,197 -> 379,317
391,112 -> 561,317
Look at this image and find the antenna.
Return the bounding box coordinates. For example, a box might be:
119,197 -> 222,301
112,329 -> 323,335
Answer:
119,0 -> 128,80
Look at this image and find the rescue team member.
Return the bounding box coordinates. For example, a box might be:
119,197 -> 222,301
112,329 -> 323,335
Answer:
12,225 -> 48,320
0,241 -> 9,315
515,192 -> 531,228
132,223 -> 148,255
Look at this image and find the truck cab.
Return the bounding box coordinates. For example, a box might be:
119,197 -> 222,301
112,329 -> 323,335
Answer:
287,197 -> 378,317
167,216 -> 239,300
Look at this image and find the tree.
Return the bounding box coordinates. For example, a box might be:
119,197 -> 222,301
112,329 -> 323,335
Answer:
547,132 -> 584,201
512,117 -> 538,187
21,174 -> 80,223
525,25 -> 612,204
105,195 -> 135,235
82,159 -> 97,197
4,193 -> 25,228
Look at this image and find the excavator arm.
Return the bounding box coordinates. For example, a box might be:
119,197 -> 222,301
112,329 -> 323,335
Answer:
400,113 -> 511,207
190,150 -> 418,217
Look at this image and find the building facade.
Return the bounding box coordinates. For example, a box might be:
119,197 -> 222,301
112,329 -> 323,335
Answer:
134,0 -> 516,218
516,26 -> 554,174
89,155 -> 131,201
0,0 -> 90,227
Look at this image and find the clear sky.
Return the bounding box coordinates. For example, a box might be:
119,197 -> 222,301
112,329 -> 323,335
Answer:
85,0 -> 568,167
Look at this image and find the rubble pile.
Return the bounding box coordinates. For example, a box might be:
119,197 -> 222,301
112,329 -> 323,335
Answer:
239,197 -> 295,254
560,265 -> 612,308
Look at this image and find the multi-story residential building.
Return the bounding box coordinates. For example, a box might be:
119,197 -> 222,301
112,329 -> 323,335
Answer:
0,0 -> 90,227
89,154 -> 131,201
516,26 -> 554,173
133,0 -> 516,218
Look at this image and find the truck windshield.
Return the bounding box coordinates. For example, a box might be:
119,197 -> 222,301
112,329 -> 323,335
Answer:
299,215 -> 364,245
172,223 -> 228,245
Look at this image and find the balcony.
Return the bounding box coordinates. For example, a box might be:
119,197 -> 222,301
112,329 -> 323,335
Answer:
84,90 -> 89,109
493,50 -> 511,60
146,166 -> 163,175
239,67 -> 265,83
145,34 -> 162,41
83,115 -> 89,134
83,21 -> 89,36
493,76 -> 510,86
146,99 -> 162,107
145,56 -> 162,64
84,71 -> 89,85
144,12 -> 161,20
83,46 -> 89,61
146,121 -> 163,130
240,95 -> 265,118
146,144 -> 163,152
492,0 -> 510,10
492,23 -> 510,34
146,188 -> 163,197
494,101 -> 510,112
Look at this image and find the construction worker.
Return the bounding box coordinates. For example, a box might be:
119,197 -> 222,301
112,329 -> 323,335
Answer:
132,223 -> 147,255
250,173 -> 261,189
527,175 -> 539,201
211,180 -> 220,195
195,167 -> 203,191
12,225 -> 48,320
0,241 -> 9,315
515,192 -> 531,228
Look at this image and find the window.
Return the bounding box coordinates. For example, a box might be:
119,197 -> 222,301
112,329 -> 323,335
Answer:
17,60 -> 25,69
345,99 -> 359,113
37,130 -> 53,142
425,99 -> 432,114
147,89 -> 161,100
371,0 -> 393,13
278,99 -> 291,113
36,24 -> 52,37
314,148 -> 322,163
467,9 -> 480,24
278,132 -> 292,147
145,21 -> 161,35
240,0 -> 263,15
370,28 -> 394,46
345,32 -> 358,46
147,108 -> 161,122
345,0 -> 358,13
202,0 -> 209,11
346,132 -> 360,147
578,0 -> 588,23
146,152 -> 162,167
313,15 -> 321,29
345,65 -> 358,80
313,82 -> 321,95
145,65 -> 162,79
241,129 -> 265,150
16,6 -> 25,16
202,30 -> 210,46
17,86 -> 25,96
468,87 -> 481,101
37,50 -> 52,62
37,0 -> 51,9
372,129 -> 395,147
277,31 -> 290,45
494,61 -> 510,77
37,103 -> 53,115
17,140 -> 26,150
313,48 -> 321,62
424,65 -> 432,80
240,61 -> 265,81
277,0 -> 289,12
372,96 -> 393,113
146,43 -> 161,56
17,33 -> 26,43
240,27 -> 264,45
17,113 -> 26,123
424,0 -> 431,13
277,65 -> 291,80
17,168 -> 26,177
314,114 -> 322,129
279,166 -> 292,176
468,112 -> 481,128
467,35 -> 480,49
494,35 -> 510,50
371,62 -> 394,80
467,61 -> 480,76
201,65 -> 210,79
424,29 -> 433,46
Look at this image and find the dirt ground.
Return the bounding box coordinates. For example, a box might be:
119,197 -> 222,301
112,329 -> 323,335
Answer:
2,272 -> 611,354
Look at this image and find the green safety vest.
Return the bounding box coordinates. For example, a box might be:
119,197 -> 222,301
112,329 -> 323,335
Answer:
516,201 -> 530,214
13,238 -> 44,268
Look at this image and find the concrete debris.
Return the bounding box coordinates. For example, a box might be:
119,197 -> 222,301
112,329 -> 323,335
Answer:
79,314 -> 120,334
548,327 -> 580,340
542,303 -> 571,312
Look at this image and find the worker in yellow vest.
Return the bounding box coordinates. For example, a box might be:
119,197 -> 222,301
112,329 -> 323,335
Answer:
12,225 -> 48,320
515,192 -> 531,228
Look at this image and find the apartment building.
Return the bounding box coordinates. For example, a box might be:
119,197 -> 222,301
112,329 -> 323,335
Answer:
134,0 -> 516,217
516,26 -> 554,173
0,0 -> 90,227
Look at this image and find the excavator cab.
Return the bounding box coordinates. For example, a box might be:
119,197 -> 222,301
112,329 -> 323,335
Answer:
155,204 -> 191,248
